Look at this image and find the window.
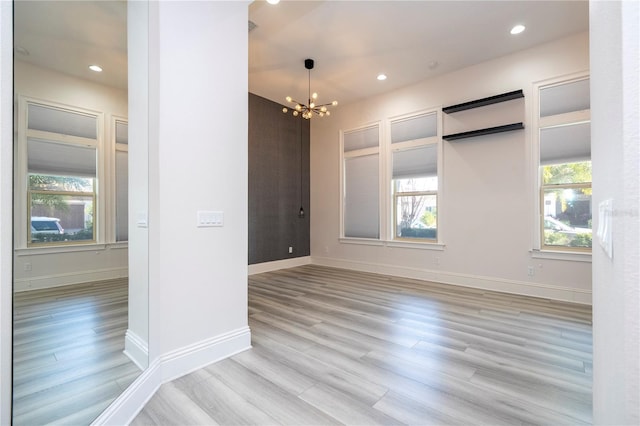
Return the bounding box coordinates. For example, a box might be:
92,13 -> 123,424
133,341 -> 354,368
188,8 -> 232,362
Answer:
342,124 -> 380,239
390,111 -> 439,241
537,77 -> 591,250
114,119 -> 128,242
24,101 -> 99,246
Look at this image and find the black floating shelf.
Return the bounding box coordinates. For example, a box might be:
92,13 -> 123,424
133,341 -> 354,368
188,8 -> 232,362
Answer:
443,89 -> 524,114
443,122 -> 524,141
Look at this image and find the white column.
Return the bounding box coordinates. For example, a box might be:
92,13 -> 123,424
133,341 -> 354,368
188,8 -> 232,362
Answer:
591,0 -> 640,424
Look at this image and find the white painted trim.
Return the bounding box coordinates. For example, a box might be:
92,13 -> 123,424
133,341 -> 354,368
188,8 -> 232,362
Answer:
90,356 -> 161,426
14,266 -> 128,292
124,329 -> 149,370
158,326 -> 251,384
311,256 -> 592,305
530,249 -> 592,262
92,326 -> 252,425
248,256 -> 311,275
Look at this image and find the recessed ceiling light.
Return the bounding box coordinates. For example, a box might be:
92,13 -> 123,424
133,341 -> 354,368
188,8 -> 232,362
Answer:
377,74 -> 387,81
266,0 -> 280,4
89,64 -> 103,72
428,60 -> 439,70
510,24 -> 526,35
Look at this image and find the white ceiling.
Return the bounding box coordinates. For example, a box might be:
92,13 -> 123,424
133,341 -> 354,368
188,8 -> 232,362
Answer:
13,0 -> 589,108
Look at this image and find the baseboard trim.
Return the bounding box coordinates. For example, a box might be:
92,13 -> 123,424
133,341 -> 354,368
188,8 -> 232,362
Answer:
249,256 -> 311,275
91,326 -> 252,425
311,256 -> 592,305
124,329 -> 149,370
158,326 -> 252,384
14,267 -> 128,292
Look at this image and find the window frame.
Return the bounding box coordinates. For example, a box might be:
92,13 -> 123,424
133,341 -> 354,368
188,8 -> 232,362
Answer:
388,109 -> 442,244
532,73 -> 591,254
340,122 -> 382,240
16,96 -> 104,248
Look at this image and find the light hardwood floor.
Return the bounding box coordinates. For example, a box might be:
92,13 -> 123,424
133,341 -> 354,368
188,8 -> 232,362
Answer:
12,278 -> 141,426
132,265 -> 592,425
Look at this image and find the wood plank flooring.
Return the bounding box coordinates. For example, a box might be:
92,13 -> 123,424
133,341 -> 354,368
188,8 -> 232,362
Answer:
12,278 -> 141,426
132,265 -> 593,425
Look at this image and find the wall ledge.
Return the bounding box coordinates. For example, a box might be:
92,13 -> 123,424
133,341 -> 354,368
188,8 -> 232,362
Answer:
311,255 -> 592,305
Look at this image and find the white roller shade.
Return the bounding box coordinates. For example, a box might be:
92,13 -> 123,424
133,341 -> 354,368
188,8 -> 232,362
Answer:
344,154 -> 379,238
540,79 -> 590,117
115,151 -> 129,241
540,122 -> 591,165
115,121 -> 128,145
344,125 -> 379,152
28,139 -> 97,177
391,113 -> 437,144
392,145 -> 437,179
28,104 -> 97,139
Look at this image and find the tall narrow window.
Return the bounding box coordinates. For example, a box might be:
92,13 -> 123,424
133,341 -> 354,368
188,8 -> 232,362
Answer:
25,102 -> 99,246
343,124 -> 380,239
114,119 -> 128,242
390,111 -> 439,241
537,77 -> 591,250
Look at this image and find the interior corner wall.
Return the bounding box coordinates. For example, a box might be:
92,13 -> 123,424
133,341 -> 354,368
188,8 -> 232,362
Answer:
591,0 -> 640,424
310,32 -> 592,304
248,93 -> 310,265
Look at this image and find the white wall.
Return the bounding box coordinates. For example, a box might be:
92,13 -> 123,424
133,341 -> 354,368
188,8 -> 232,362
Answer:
591,1 -> 640,424
13,61 -> 129,291
311,32 -> 592,304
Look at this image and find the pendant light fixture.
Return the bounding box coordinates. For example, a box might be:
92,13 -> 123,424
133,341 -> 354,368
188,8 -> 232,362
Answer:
283,59 -> 338,119
298,116 -> 305,219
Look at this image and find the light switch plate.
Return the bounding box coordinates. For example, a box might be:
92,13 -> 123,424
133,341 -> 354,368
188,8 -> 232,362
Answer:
197,210 -> 223,227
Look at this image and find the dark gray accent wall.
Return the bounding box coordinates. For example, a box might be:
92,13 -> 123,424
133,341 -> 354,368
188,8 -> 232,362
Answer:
248,93 -> 310,265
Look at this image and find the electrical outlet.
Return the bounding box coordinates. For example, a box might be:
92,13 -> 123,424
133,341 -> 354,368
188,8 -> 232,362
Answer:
527,266 -> 535,276
288,246 -> 293,254
24,262 -> 32,272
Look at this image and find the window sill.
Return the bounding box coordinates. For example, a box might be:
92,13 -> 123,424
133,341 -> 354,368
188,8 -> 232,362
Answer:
339,237 -> 385,246
530,249 -> 591,262
340,238 -> 445,251
386,240 -> 445,251
15,242 -> 128,256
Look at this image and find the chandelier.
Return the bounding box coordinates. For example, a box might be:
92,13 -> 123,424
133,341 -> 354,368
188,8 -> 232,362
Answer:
283,59 -> 338,119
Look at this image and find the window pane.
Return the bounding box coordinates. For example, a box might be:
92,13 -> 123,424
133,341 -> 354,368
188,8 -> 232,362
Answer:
392,144 -> 437,179
391,112 -> 437,144
30,193 -> 94,244
394,176 -> 437,192
344,126 -> 379,152
28,103 -> 97,139
344,154 -> 379,238
542,161 -> 591,185
28,139 -> 97,177
543,187 -> 592,248
396,194 -> 437,240
116,151 -> 128,241
29,174 -> 94,192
